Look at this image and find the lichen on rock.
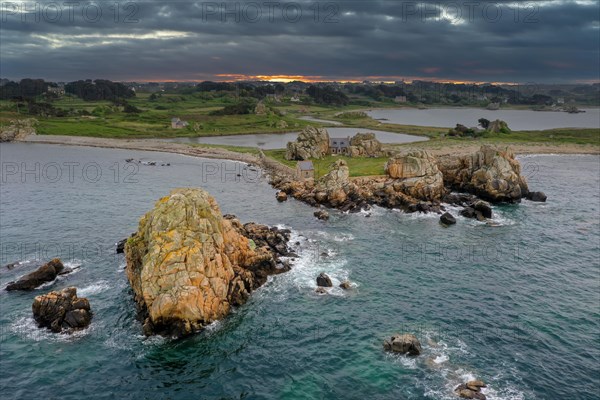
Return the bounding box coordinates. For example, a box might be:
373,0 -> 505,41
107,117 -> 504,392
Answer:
385,149 -> 445,201
285,126 -> 330,160
439,145 -> 528,202
125,188 -> 291,337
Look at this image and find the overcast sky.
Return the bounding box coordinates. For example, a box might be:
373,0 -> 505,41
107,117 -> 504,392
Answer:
1,0 -> 598,83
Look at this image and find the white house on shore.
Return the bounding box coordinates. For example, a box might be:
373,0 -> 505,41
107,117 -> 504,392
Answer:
296,161 -> 314,181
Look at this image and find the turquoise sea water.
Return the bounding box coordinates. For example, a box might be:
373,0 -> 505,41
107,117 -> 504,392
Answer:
0,143 -> 598,399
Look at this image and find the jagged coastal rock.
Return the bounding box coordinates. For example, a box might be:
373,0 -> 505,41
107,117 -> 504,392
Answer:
32,287 -> 92,333
285,126 -> 330,160
0,118 -> 37,142
316,159 -> 354,206
383,333 -> 422,355
385,150 -> 445,201
348,132 -> 384,157
439,145 -> 528,202
6,258 -> 69,291
125,188 -> 292,337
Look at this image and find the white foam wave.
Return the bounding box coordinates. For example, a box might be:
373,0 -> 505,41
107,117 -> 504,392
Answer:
399,329 -> 528,400
78,281 -> 111,296
9,315 -> 92,342
255,229 -> 355,300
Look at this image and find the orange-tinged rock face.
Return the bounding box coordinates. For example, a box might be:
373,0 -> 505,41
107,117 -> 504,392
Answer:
125,188 -> 271,337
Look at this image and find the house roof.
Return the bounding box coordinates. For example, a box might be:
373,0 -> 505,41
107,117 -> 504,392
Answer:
330,137 -> 350,146
171,117 -> 180,122
298,161 -> 314,171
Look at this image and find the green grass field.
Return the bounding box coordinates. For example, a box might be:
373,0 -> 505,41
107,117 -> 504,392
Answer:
1,94 -> 598,148
264,149 -> 388,178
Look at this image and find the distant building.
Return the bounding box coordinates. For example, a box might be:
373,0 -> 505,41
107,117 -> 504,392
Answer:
557,98 -> 565,104
290,95 -> 301,102
329,137 -> 350,155
47,86 -> 65,96
394,95 -> 407,103
296,161 -> 314,181
171,117 -> 189,129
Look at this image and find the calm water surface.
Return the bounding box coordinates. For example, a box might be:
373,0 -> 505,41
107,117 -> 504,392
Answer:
0,143 -> 598,399
367,108 -> 600,130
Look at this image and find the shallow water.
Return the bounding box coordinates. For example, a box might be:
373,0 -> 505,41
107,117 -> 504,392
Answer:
162,127 -> 428,149
367,108 -> 600,130
0,143 -> 598,399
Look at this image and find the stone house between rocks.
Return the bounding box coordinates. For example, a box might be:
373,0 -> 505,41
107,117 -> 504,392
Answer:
171,117 -> 189,129
296,161 -> 314,181
329,137 -> 350,155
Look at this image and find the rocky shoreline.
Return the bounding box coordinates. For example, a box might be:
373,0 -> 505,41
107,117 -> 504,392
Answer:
270,145 -> 547,220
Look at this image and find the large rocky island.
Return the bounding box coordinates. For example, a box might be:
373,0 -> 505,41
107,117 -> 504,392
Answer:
125,188 -> 293,337
271,140 -> 544,217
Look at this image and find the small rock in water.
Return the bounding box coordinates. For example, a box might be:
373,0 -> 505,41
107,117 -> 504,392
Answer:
440,212 -> 456,225
4,261 -> 20,270
526,191 -> 547,202
339,280 -> 351,289
314,210 -> 329,220
316,272 -> 333,287
315,287 -> 328,294
32,287 -> 92,333
276,191 -> 288,202
383,333 -> 422,356
455,380 -> 487,400
473,200 -> 493,219
6,258 -> 65,291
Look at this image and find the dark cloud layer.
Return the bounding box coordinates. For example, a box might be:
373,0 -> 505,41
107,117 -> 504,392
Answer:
1,0 -> 598,82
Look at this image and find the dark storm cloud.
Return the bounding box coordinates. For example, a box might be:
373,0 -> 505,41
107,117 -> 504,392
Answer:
0,0 -> 598,82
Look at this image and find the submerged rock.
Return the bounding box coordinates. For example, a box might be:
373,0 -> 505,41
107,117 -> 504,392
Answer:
316,272 -> 333,287
339,280 -> 352,289
383,333 -> 422,355
455,380 -> 487,399
314,210 -> 330,220
6,258 -> 64,291
285,126 -> 330,160
125,188 -> 291,337
32,287 -> 92,333
4,261 -> 20,270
